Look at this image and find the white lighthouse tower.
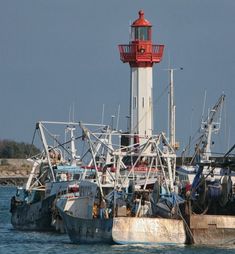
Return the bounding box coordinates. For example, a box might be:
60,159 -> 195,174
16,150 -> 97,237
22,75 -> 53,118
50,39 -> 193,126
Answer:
119,10 -> 164,145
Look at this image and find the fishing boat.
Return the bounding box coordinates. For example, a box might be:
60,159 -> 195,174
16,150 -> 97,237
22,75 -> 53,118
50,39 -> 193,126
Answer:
56,180 -> 114,243
10,121 -> 83,231
55,122 -> 120,243
111,134 -> 186,245
188,151 -> 235,245
56,123 -> 187,244
177,95 -> 235,245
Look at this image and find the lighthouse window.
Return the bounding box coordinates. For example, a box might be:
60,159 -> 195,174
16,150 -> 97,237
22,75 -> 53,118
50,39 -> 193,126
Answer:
133,97 -> 137,109
132,27 -> 150,41
142,97 -> 145,108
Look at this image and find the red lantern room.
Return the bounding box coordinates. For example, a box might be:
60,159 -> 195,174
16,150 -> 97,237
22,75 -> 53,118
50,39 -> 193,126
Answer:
119,10 -> 164,67
131,10 -> 152,41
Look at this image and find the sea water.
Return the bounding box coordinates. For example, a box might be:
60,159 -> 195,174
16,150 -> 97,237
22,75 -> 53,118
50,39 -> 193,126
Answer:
0,186 -> 234,254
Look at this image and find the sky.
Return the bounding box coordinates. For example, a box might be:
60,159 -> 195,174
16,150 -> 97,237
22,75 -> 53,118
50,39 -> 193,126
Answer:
0,0 -> 234,155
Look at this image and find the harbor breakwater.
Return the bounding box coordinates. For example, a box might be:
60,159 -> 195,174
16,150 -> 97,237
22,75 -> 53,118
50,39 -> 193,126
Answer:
0,159 -> 31,186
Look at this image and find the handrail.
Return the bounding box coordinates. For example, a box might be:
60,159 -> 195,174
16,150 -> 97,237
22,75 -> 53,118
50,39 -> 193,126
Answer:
118,44 -> 164,63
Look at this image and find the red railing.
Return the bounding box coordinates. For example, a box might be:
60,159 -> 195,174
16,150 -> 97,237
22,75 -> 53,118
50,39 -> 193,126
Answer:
118,44 -> 164,63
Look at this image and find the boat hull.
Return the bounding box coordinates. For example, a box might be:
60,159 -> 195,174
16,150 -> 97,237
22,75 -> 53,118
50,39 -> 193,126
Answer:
59,209 -> 113,244
112,217 -> 186,244
11,195 -> 55,231
190,214 -> 235,245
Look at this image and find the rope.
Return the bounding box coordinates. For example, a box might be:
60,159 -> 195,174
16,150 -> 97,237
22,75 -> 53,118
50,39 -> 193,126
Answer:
177,203 -> 195,244
28,126 -> 38,158
41,124 -> 83,157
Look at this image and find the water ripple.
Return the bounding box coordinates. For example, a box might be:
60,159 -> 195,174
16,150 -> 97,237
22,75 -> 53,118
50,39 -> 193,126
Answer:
1,187 -> 235,254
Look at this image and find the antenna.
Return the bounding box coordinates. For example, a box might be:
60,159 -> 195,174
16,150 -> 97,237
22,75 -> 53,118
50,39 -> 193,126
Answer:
69,105 -> 71,122
218,92 -> 225,131
227,126 -> 231,151
224,97 -> 229,151
72,102 -> 75,122
164,67 -> 183,148
116,104 -> 120,130
201,90 -> 207,124
101,104 -> 105,125
167,88 -> 170,139
68,103 -> 75,123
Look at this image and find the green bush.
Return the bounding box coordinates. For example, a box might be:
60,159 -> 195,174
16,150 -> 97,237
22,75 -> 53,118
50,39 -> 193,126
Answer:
0,140 -> 40,159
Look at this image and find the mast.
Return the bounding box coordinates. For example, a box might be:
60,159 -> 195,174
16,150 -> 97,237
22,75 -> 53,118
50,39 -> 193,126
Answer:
169,69 -> 175,148
37,122 -> 56,182
66,125 -> 78,166
200,94 -> 225,161
168,68 -> 182,149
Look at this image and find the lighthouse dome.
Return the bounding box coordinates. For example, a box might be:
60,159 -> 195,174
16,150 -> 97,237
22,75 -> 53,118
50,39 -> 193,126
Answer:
131,10 -> 152,27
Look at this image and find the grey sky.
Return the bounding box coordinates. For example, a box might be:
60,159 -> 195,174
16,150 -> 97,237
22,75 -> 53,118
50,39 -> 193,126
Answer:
0,0 -> 234,154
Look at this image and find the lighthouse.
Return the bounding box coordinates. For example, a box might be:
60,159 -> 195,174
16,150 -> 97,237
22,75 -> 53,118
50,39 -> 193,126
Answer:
118,10 -> 164,145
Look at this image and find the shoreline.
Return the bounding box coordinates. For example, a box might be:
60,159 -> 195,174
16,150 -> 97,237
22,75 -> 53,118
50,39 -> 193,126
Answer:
0,158 -> 31,186
0,176 -> 28,186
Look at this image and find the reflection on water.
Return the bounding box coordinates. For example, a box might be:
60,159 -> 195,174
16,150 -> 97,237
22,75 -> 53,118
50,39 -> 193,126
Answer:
0,186 -> 235,254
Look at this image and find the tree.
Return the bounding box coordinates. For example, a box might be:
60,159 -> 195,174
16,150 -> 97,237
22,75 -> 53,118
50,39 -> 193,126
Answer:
0,139 -> 40,158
